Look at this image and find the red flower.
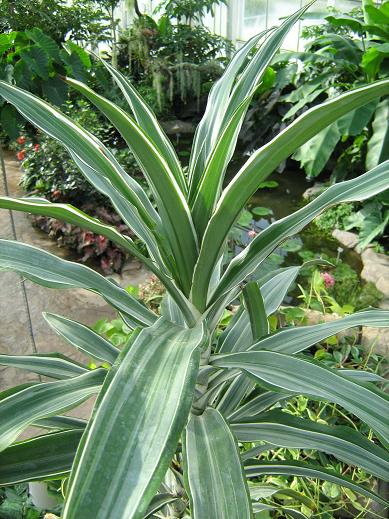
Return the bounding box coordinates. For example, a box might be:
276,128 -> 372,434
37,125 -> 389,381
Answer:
16,136 -> 26,145
16,150 -> 25,161
52,189 -> 61,199
33,143 -> 40,152
321,272 -> 335,289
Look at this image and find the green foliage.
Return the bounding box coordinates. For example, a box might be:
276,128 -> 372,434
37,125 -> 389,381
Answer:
155,0 -> 227,23
0,7 -> 388,519
119,3 -> 232,113
0,0 -> 110,43
0,483 -> 60,518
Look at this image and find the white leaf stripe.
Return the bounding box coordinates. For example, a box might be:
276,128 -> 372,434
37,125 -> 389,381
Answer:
0,239 -> 157,327
232,410 -> 389,481
211,160 -> 389,303
249,309 -> 389,354
212,351 -> 389,444
98,59 -> 187,196
0,353 -> 88,379
0,369 -> 105,452
43,313 -> 119,364
0,81 -> 159,230
184,407 -> 252,519
245,461 -> 389,507
66,78 -> 198,296
0,430 -> 82,484
64,319 -> 204,519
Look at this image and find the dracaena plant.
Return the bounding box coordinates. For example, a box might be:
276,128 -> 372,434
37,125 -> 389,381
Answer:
0,4 -> 388,519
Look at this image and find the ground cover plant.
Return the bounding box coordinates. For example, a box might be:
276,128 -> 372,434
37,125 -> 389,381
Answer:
0,4 -> 389,518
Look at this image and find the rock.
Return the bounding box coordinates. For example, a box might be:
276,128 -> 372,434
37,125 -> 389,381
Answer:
361,326 -> 389,357
302,183 -> 325,200
161,119 -> 195,135
303,310 -> 353,341
361,248 -> 389,298
332,229 -> 359,249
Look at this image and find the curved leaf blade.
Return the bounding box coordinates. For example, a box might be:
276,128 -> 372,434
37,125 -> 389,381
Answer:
63,318 -> 204,519
212,351 -> 389,443
0,430 -> 82,485
0,369 -> 105,452
43,312 -> 119,364
245,460 -> 389,507
0,353 -> 88,379
184,407 -> 252,519
232,410 -> 389,481
0,239 -> 157,327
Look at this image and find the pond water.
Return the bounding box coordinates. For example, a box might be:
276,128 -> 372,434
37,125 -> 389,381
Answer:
229,159 -> 363,274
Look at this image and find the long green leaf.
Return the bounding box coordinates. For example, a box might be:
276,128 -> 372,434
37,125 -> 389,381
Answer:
43,313 -> 119,364
192,82 -> 389,310
0,430 -> 82,485
0,196 -> 146,263
210,160 -> 389,304
367,97 -> 389,170
212,351 -> 389,443
0,80 -> 158,231
227,391 -> 290,423
249,309 -> 389,355
66,78 -> 198,295
184,407 -> 252,518
97,59 -> 187,195
0,353 -> 88,379
232,410 -> 389,481
63,318 -> 205,519
34,415 -> 87,430
245,460 -> 389,506
243,281 -> 269,341
0,239 -> 157,327
0,369 -> 105,452
188,31 -> 268,192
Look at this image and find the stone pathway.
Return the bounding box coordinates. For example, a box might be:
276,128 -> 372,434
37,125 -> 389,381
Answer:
0,150 -> 149,409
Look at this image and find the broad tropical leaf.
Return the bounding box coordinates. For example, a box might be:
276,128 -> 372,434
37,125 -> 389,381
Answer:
184,407 -> 252,519
44,313 -> 119,364
0,430 -> 82,485
212,351 -> 389,444
0,353 -> 88,379
232,410 -> 389,480
367,97 -> 389,170
63,318 -> 205,519
0,239 -> 157,327
211,160 -> 389,303
192,83 -> 389,310
0,369 -> 105,452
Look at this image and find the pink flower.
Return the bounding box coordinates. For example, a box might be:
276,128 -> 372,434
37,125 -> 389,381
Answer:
248,229 -> 257,239
16,150 -> 25,161
96,235 -> 108,253
33,143 -> 40,152
321,272 -> 335,288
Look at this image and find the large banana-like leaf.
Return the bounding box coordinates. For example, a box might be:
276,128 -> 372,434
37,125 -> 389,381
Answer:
44,312 -> 119,364
0,353 -> 88,379
210,160 -> 389,303
232,410 -> 389,481
0,239 -> 157,327
212,351 -> 389,444
63,318 -> 205,519
367,97 -> 389,170
192,83 -> 389,310
245,460 -> 389,507
96,59 -> 187,196
66,78 -> 198,295
0,369 -> 105,452
0,81 -> 158,231
249,309 -> 389,355
0,430 -> 82,485
184,407 -> 252,519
